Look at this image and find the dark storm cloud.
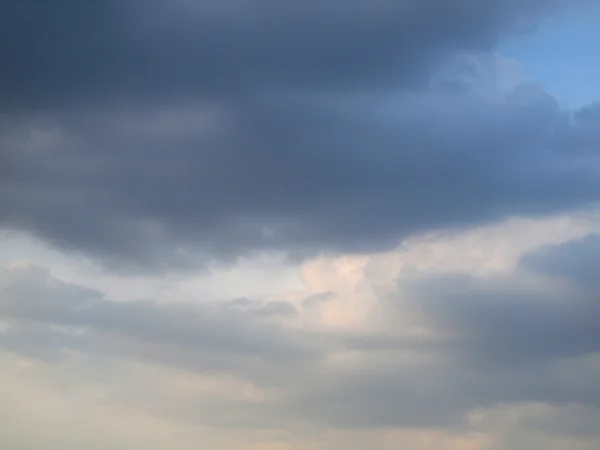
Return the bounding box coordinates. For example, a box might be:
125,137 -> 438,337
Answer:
2,0 -> 600,271
3,89 -> 600,271
0,0 -> 585,107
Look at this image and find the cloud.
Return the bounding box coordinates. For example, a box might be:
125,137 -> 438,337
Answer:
390,232 -> 600,375
520,233 -> 600,290
2,1 -> 600,272
0,0 -> 586,107
3,85 -> 600,272
3,2 -> 600,448
1,229 -> 600,435
402,274 -> 600,368
0,263 -> 319,385
270,233 -> 600,431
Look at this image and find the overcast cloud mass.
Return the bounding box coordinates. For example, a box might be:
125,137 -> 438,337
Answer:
1,0 -> 600,449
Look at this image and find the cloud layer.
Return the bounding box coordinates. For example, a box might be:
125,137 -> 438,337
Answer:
1,231 -> 600,433
2,1 -> 600,271
1,0 -> 585,105
2,1 -> 600,449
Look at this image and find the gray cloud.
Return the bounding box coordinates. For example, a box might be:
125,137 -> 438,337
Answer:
520,233 -> 600,291
403,275 -> 600,368
400,234 -> 600,369
222,297 -> 299,317
2,1 -> 600,271
3,89 -> 600,272
0,0 -> 586,108
0,265 -> 319,384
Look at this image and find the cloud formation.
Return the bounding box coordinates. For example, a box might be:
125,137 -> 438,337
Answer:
2,1 -> 600,271
1,231 -> 599,434
0,0 -> 585,106
2,1 -> 600,449
3,78 -> 600,271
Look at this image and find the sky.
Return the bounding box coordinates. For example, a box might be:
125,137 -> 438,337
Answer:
1,1 -> 600,449
500,1 -> 600,108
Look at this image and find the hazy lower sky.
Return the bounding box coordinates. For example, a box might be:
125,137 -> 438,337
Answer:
1,1 -> 600,449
